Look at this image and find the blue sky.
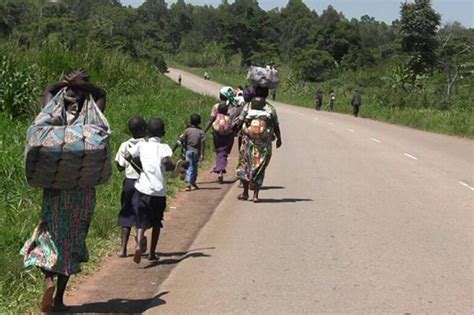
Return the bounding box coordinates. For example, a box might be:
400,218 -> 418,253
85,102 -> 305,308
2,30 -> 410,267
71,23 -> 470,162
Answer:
121,0 -> 474,27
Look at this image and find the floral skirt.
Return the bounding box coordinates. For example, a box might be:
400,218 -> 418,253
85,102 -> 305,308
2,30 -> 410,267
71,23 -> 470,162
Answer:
236,135 -> 272,189
20,188 -> 96,275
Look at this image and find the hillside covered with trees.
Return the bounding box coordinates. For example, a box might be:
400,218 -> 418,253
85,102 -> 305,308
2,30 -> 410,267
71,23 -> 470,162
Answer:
2,0 -> 472,135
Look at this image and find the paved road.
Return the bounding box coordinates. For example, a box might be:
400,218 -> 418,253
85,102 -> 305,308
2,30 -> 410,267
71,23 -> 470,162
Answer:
148,68 -> 474,313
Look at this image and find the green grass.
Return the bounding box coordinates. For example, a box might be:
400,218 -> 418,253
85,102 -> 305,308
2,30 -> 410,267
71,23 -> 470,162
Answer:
170,62 -> 474,138
0,44 -> 216,313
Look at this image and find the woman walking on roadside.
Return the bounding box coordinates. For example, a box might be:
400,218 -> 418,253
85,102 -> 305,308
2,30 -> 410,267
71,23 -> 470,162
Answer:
21,70 -> 106,312
236,86 -> 282,202
205,87 -> 236,183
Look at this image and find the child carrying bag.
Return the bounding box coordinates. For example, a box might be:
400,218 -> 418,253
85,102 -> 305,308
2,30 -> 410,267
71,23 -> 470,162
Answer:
25,88 -> 112,189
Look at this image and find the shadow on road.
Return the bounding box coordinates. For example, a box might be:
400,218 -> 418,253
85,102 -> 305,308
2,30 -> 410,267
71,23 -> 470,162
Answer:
260,186 -> 285,190
258,198 -> 313,203
144,247 -> 214,269
68,291 -> 169,313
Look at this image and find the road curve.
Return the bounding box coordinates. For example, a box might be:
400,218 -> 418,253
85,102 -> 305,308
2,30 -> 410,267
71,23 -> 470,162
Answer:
146,68 -> 474,313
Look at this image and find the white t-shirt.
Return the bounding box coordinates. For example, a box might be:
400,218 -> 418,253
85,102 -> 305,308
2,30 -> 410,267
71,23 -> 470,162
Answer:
114,138 -> 144,179
129,137 -> 173,197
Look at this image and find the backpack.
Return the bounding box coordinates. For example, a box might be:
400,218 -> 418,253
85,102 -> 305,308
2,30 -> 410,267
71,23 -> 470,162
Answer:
212,113 -> 232,135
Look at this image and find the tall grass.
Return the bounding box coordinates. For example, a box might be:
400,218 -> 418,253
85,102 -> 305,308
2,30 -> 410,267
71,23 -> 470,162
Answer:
172,62 -> 474,138
0,42 -> 216,313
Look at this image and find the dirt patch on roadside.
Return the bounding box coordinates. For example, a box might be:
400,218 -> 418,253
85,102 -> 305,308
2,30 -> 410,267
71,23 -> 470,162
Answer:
64,150 -> 239,313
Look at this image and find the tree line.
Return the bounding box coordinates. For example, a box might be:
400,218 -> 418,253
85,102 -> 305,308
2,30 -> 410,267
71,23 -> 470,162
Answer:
1,0 -> 473,93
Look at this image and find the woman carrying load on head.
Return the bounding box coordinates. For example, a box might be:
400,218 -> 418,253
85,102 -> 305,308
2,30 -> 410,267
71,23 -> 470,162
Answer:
21,70 -> 106,313
205,86 -> 237,183
236,85 -> 282,203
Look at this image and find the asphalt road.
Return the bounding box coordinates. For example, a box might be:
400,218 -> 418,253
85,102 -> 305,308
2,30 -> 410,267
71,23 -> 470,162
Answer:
147,68 -> 473,313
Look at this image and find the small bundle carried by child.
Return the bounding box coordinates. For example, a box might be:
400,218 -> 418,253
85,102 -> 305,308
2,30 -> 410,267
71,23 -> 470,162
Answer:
247,66 -> 279,89
25,88 -> 112,189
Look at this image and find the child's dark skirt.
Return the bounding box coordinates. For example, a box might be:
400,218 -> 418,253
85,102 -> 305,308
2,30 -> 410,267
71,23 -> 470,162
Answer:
118,178 -> 137,227
133,191 -> 166,229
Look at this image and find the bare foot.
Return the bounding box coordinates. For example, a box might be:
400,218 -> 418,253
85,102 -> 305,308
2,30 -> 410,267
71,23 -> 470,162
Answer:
41,278 -> 55,312
148,253 -> 160,261
133,248 -> 141,264
237,194 -> 249,201
117,252 -> 127,258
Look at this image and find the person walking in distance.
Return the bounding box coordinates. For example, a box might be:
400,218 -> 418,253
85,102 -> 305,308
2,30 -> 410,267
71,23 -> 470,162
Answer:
351,89 -> 362,117
328,90 -> 335,112
178,74 -> 182,85
315,89 -> 323,110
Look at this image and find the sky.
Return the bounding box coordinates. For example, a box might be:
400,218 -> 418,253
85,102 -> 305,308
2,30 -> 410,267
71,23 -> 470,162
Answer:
120,0 -> 474,27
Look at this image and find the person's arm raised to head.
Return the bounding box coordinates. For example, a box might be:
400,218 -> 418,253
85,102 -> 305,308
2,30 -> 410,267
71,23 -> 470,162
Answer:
43,81 -> 68,106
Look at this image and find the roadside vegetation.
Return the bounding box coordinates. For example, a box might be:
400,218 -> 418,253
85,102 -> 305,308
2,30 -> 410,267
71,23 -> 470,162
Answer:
0,0 -> 472,312
0,43 -> 215,313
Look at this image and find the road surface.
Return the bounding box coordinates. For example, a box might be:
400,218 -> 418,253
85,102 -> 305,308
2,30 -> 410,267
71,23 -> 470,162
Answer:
146,68 -> 473,313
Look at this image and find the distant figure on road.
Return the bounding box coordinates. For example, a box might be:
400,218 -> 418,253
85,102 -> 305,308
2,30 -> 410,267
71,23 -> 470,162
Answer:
271,88 -> 276,101
351,89 -> 362,117
204,72 -> 210,80
315,90 -> 323,110
178,74 -> 182,85
328,90 -> 335,112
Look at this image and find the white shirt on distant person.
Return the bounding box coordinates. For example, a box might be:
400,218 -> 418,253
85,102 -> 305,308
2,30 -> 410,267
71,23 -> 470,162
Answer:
128,137 -> 173,197
114,138 -> 145,179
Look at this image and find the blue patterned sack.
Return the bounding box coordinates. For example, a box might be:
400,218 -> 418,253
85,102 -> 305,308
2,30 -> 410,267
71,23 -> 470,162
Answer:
25,89 -> 112,189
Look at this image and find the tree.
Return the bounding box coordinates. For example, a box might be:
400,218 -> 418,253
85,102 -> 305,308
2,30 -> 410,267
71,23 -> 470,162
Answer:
400,0 -> 441,78
437,23 -> 473,97
291,48 -> 336,82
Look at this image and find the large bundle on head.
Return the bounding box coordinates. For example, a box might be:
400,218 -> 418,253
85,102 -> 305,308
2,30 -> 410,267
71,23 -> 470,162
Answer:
247,66 -> 280,89
25,89 -> 112,189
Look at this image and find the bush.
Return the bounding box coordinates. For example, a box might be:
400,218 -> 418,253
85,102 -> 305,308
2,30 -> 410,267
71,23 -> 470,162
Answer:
291,48 -> 336,82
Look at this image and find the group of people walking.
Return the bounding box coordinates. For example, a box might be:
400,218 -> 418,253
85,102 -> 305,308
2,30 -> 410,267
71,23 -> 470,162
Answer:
315,89 -> 362,117
21,70 -> 282,312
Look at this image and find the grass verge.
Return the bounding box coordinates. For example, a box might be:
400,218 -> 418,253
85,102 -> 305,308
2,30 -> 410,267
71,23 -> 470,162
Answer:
0,44 -> 216,313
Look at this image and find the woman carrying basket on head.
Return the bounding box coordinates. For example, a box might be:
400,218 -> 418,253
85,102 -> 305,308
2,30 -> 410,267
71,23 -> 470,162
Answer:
21,70 -> 107,312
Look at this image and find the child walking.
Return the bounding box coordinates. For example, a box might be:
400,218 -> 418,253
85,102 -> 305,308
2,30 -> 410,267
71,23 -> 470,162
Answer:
126,118 -> 175,263
174,113 -> 205,191
114,117 -> 147,258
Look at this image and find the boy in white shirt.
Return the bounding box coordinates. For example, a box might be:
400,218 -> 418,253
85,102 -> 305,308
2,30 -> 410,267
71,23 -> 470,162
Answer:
127,118 -> 176,263
115,117 -> 147,258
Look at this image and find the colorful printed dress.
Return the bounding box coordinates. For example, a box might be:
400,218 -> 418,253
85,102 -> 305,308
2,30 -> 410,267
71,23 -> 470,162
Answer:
21,188 -> 96,275
236,102 -> 279,188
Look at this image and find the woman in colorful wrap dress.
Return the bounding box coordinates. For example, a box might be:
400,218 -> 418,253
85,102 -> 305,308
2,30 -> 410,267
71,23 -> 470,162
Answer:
236,86 -> 282,202
21,70 -> 106,312
205,87 -> 237,183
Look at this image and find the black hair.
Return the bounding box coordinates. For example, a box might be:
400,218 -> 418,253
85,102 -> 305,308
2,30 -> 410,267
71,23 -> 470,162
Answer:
147,118 -> 165,137
190,113 -> 201,126
217,101 -> 228,115
243,86 -> 255,102
251,96 -> 266,110
238,85 -> 244,90
254,85 -> 269,98
219,93 -> 228,101
128,116 -> 147,138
